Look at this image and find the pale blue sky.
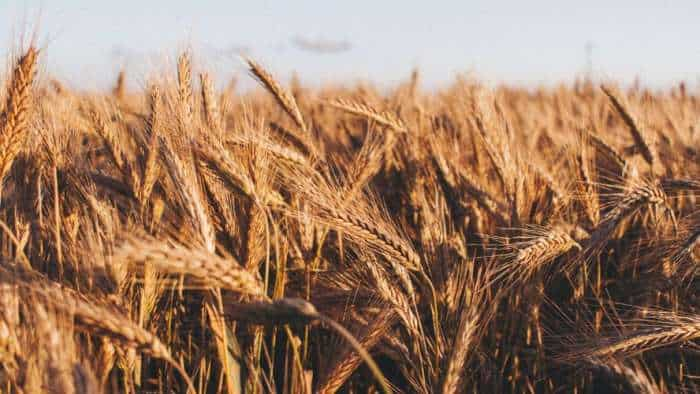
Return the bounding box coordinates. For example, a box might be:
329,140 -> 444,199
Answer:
1,1 -> 699,90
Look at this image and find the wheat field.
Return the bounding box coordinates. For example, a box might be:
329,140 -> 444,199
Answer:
0,44 -> 698,393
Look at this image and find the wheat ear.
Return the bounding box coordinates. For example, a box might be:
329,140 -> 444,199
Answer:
328,98 -> 407,133
602,86 -> 655,166
139,85 -> 162,206
0,47 -> 38,186
246,58 -> 307,132
200,72 -> 220,130
114,236 -> 265,296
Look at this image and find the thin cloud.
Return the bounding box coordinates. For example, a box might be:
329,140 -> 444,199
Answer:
292,36 -> 352,54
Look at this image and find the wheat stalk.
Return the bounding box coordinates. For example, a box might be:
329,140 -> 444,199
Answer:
113,69 -> 125,101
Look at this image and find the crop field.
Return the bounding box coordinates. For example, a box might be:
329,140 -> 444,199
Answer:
0,44 -> 698,393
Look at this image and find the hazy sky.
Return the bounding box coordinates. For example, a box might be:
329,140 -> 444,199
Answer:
1,1 -> 699,90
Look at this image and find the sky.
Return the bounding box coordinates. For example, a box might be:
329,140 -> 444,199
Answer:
1,0 -> 700,90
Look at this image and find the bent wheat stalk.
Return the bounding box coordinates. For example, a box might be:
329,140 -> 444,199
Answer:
224,297 -> 391,394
